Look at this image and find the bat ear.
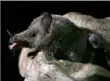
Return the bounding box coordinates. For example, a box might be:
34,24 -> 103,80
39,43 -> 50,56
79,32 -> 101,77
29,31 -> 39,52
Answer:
41,12 -> 52,33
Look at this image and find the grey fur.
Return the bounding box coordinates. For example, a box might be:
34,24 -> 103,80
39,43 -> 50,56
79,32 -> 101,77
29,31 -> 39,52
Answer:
10,12 -> 96,63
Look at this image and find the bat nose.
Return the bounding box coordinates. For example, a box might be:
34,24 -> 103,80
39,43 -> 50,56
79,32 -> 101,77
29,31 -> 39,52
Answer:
9,37 -> 14,43
9,35 -> 18,43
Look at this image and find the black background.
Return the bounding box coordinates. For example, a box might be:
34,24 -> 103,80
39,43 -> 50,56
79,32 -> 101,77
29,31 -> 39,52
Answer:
2,1 -> 110,81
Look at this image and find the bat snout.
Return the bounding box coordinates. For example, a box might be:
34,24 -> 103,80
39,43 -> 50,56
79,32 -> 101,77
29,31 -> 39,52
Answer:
9,35 -> 18,43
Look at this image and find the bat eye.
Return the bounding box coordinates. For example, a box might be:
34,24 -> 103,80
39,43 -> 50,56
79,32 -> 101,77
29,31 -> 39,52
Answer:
30,32 -> 36,37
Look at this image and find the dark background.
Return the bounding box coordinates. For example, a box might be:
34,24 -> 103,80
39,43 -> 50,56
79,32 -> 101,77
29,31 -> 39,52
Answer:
2,1 -> 110,81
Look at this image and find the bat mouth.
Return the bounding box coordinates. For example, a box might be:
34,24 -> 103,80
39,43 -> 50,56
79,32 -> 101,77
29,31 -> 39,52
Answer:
9,41 -> 31,50
6,30 -> 31,51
